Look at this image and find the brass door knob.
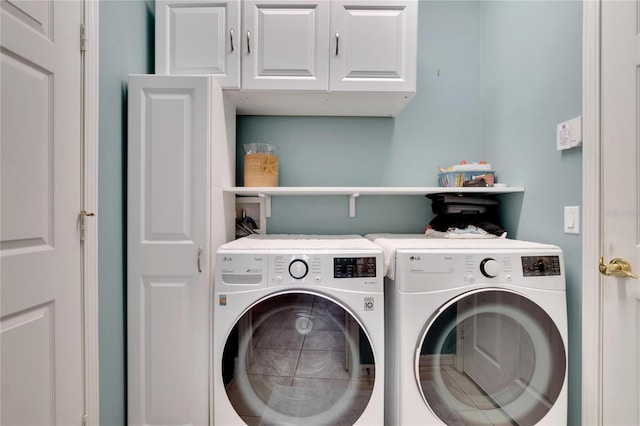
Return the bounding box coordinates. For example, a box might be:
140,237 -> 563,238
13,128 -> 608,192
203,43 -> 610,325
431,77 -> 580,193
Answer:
599,257 -> 639,279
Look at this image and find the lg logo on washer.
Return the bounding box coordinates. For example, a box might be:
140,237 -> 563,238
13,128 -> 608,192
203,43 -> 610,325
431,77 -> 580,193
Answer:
410,256 -> 421,261
364,297 -> 374,311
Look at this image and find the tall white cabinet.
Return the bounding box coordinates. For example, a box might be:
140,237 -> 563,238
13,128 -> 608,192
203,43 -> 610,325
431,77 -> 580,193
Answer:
127,75 -> 236,426
129,2 -> 418,423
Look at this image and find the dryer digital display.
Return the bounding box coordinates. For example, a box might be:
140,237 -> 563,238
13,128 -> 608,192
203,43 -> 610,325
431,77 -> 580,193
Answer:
521,255 -> 562,276
334,257 -> 377,278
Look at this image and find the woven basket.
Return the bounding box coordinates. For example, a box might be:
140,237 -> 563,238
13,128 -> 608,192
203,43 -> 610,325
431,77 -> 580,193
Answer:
244,153 -> 279,187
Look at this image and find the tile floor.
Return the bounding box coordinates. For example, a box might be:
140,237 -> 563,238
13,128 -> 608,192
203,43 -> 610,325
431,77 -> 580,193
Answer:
419,357 -> 516,426
224,294 -> 375,425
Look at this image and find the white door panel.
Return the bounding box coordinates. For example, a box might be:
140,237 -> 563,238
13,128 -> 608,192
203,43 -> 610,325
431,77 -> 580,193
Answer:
1,0 -> 83,424
1,52 -> 52,248
142,278 -> 193,422
601,0 -> 640,423
143,92 -> 196,241
242,0 -> 329,90
156,0 -> 241,88
1,305 -> 54,426
330,0 -> 417,92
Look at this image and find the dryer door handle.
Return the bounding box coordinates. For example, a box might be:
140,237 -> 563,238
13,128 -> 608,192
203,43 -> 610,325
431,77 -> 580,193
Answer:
599,257 -> 638,279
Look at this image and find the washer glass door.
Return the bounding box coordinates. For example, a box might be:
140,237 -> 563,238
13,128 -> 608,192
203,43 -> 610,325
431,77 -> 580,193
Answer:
417,289 -> 566,425
222,292 -> 376,425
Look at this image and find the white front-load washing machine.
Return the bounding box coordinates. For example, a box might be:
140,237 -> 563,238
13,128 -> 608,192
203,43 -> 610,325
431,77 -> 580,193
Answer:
214,235 -> 385,425
366,234 -> 568,426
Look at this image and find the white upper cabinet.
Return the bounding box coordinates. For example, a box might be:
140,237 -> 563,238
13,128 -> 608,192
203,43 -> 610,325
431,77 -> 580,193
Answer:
329,0 -> 417,92
155,0 -> 241,88
155,0 -> 418,116
242,0 -> 330,90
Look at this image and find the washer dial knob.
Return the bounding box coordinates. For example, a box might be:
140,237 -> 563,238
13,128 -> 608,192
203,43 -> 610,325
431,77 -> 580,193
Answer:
480,258 -> 501,278
289,259 -> 309,279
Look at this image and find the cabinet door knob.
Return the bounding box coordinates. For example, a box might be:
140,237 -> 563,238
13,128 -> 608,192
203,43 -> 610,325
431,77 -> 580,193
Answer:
230,28 -> 234,52
335,32 -> 340,55
197,247 -> 203,273
247,31 -> 251,54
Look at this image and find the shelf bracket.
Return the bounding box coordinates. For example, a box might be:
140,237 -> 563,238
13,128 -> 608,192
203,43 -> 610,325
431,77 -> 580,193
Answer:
258,193 -> 272,218
348,192 -> 360,217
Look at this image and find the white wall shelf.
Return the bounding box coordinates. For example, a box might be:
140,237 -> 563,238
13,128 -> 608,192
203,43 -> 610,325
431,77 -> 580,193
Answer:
223,186 -> 525,218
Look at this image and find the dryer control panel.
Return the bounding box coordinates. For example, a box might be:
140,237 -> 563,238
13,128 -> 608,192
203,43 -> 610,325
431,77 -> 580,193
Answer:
521,255 -> 562,277
396,249 -> 565,292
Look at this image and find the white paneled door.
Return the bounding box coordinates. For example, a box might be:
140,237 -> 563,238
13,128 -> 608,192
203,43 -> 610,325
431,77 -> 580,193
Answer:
0,0 -> 84,424
600,0 -> 640,423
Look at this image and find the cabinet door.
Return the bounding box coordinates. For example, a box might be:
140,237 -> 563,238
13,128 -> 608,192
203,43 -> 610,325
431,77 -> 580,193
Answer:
156,0 -> 241,88
127,75 -> 211,426
242,0 -> 330,90
330,0 -> 417,92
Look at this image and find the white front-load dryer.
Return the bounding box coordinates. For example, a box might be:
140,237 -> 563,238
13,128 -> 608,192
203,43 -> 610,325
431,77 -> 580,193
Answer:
366,234 -> 568,426
214,235 -> 385,425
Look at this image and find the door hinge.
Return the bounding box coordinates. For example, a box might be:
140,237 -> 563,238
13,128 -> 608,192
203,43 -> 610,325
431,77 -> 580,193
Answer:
82,413 -> 88,426
80,210 -> 95,241
80,24 -> 88,53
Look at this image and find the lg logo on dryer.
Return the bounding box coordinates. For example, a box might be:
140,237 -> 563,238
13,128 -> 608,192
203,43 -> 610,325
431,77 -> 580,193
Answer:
410,256 -> 421,261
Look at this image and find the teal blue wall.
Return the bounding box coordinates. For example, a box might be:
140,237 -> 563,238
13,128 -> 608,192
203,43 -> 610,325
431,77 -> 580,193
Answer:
479,2 -> 582,423
238,1 -> 485,234
99,1 -> 153,424
238,2 -> 583,423
99,1 -> 582,423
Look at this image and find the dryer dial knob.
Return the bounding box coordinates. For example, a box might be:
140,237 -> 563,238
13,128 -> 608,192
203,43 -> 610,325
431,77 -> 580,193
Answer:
289,259 -> 309,279
480,258 -> 501,278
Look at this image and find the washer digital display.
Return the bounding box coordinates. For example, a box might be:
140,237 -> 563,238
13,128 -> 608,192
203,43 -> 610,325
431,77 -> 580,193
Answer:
522,255 -> 561,276
334,257 -> 377,278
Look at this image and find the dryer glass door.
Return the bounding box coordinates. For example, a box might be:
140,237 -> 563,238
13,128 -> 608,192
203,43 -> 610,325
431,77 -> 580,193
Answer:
222,291 -> 376,424
416,289 -> 566,425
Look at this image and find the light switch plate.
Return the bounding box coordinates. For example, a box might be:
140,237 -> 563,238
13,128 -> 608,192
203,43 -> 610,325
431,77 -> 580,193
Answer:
564,206 -> 580,234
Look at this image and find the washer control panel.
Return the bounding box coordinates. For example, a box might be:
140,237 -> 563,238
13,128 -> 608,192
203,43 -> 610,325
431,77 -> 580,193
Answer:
273,254 -> 322,281
334,257 -> 377,279
271,254 -> 378,281
216,244 -> 384,292
268,252 -> 382,290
